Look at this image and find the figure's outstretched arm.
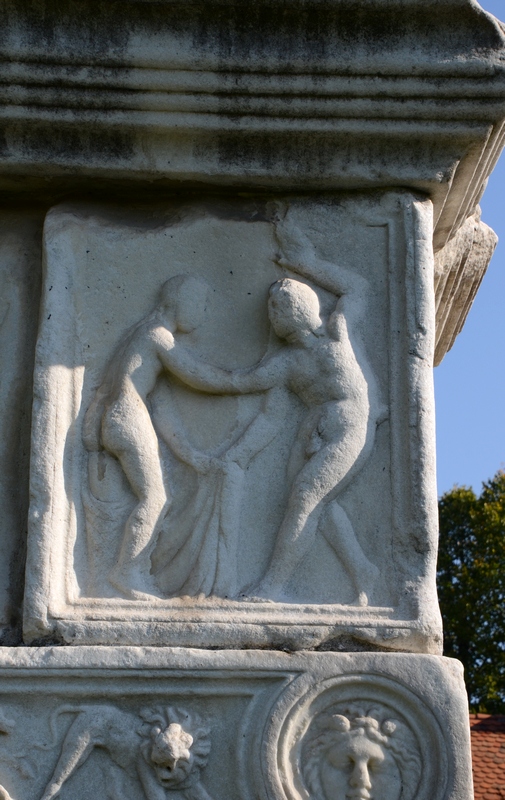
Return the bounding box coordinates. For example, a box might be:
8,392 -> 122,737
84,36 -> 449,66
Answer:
158,346 -> 239,394
274,215 -> 368,298
160,345 -> 285,395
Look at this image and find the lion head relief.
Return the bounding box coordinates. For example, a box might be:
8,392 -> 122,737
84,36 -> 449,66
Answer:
138,706 -> 211,790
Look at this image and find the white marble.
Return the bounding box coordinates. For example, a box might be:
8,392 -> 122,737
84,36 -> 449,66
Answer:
434,208 -> 498,365
24,192 -> 440,652
0,2 -> 501,798
0,648 -> 472,800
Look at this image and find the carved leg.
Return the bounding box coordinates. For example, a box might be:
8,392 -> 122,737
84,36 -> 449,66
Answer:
102,400 -> 169,599
250,419 -> 370,601
106,763 -> 129,800
39,724 -> 95,800
320,501 -> 379,606
248,493 -> 320,601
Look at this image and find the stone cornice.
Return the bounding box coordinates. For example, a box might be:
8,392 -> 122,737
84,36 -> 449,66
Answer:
0,0 -> 504,265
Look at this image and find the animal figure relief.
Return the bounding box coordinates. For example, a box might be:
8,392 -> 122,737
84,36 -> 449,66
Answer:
39,705 -> 213,800
301,703 -> 421,800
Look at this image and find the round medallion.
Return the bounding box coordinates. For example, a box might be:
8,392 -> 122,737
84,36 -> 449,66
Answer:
270,673 -> 448,800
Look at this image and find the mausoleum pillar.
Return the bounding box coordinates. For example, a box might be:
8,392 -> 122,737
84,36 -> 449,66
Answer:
0,1 -> 503,798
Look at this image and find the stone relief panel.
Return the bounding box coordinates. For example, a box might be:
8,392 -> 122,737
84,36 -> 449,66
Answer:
0,673 -> 273,800
0,649 -> 473,800
24,193 -> 440,650
39,705 -> 212,800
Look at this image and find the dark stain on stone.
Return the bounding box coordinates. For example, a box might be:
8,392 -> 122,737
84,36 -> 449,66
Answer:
0,0 -> 130,63
316,634 -> 399,653
8,121 -> 136,167
187,3 -> 505,71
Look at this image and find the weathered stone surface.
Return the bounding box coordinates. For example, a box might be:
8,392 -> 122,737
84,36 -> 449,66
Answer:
0,211 -> 43,633
0,1 -> 504,253
434,209 -> 498,365
0,648 -> 472,800
24,191 -> 440,652
0,2 -> 500,796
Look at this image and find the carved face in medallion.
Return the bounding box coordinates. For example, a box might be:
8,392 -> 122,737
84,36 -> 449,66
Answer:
318,719 -> 402,800
302,707 -> 420,800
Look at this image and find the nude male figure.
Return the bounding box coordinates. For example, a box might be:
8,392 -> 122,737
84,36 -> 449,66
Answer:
169,219 -> 384,603
83,274 -> 215,599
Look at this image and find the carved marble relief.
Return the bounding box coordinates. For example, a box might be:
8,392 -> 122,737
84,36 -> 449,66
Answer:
39,705 -> 212,800
24,193 -> 439,649
0,649 -> 472,800
82,212 -> 383,605
301,704 -> 420,800
274,673 -> 448,800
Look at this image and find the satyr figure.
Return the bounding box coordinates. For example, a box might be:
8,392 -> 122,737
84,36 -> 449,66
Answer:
302,705 -> 421,800
39,704 -> 212,800
83,274 -> 213,599
168,216 -> 384,603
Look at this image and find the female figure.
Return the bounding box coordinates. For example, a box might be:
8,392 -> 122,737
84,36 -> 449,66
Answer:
83,274 -> 215,599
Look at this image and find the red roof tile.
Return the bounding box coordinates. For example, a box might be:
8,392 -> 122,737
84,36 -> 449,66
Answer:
470,714 -> 505,800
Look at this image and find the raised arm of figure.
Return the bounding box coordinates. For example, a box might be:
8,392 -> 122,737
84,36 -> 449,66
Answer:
157,344 -> 238,395
274,213 -> 368,301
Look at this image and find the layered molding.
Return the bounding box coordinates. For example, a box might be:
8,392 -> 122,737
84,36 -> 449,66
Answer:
0,0 -> 504,255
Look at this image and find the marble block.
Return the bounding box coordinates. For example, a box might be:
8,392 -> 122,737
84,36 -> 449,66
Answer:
0,648 -> 472,800
2,0 -> 505,262
24,191 -> 440,652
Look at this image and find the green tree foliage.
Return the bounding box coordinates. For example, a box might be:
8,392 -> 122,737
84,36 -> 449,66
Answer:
437,470 -> 505,712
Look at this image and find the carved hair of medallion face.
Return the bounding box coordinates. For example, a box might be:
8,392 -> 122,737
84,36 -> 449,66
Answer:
139,706 -> 211,789
302,704 -> 421,800
268,279 -> 322,341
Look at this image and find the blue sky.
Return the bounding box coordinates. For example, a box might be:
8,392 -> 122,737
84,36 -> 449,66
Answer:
435,0 -> 505,495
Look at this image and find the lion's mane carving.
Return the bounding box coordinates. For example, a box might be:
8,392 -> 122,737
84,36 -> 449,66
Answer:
138,706 -> 211,789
